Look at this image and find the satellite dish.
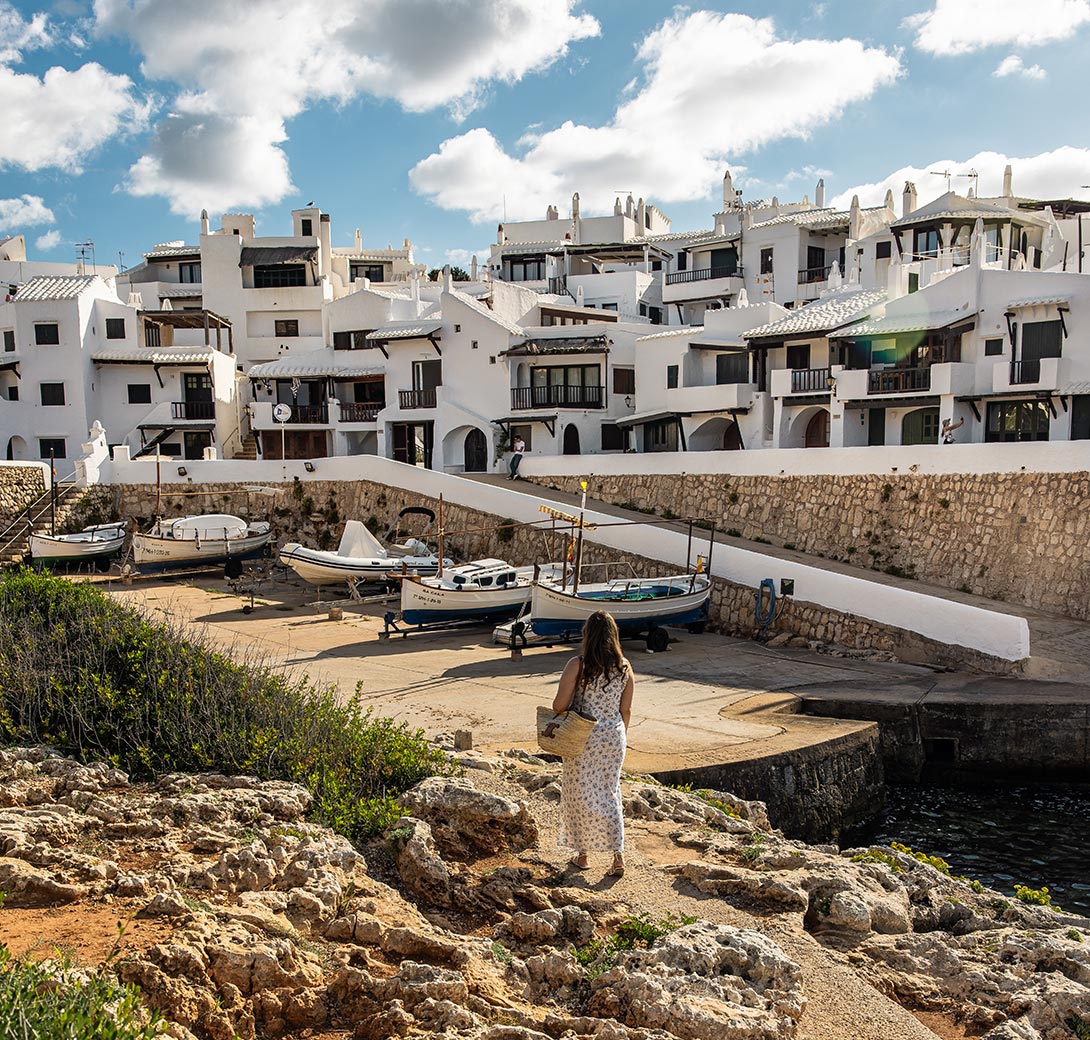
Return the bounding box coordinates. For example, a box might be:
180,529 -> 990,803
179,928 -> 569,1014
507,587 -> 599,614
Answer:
272,402 -> 292,423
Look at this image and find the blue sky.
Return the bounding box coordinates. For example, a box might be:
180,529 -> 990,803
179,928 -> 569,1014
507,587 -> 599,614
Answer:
1,0 -> 1088,273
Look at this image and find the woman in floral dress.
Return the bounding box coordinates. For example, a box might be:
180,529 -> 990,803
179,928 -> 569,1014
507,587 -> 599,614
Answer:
552,610 -> 634,877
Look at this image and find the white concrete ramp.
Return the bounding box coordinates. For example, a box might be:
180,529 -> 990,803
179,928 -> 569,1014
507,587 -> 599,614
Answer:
105,451 -> 1030,663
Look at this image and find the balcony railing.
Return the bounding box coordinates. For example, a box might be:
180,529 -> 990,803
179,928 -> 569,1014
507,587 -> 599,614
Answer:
790,367 -> 831,393
171,400 -> 215,420
798,264 -> 835,285
285,403 -> 329,423
339,402 -> 383,422
511,384 -> 604,410
868,367 -> 932,395
665,264 -> 742,286
547,275 -> 567,295
1010,358 -> 1042,385
399,388 -> 438,409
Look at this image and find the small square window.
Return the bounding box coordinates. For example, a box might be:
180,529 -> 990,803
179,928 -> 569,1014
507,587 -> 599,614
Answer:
613,368 -> 635,395
454,325 -> 461,333
760,247 -> 774,275
300,218 -> 313,236
908,272 -> 920,294
651,259 -> 662,271
274,319 -> 299,337
471,340 -> 478,349
127,383 -> 152,404
105,317 -> 126,340
875,241 -> 892,259
8,386 -> 18,401
984,337 -> 1004,357
39,438 -> 65,459
667,364 -> 679,389
40,382 -> 65,406
35,323 -> 60,345
2,330 -> 13,352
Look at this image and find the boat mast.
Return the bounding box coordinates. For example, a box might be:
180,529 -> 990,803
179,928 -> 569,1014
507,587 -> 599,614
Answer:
154,452 -> 162,522
437,494 -> 444,579
49,450 -> 56,536
573,480 -> 587,596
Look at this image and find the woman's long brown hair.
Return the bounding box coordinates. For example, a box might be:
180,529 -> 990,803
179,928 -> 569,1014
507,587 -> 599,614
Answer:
579,610 -> 625,689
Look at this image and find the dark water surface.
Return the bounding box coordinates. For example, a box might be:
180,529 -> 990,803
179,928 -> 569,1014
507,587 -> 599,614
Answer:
844,782 -> 1090,916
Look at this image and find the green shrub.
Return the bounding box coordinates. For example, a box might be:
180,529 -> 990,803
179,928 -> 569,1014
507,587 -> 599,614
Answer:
1067,928 -> 1084,943
0,945 -> 162,1040
1014,883 -> 1055,907
574,912 -> 695,978
1068,1014 -> 1090,1040
0,570 -> 451,843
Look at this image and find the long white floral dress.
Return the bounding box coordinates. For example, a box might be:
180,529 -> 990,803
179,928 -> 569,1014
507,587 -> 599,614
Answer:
559,661 -> 629,852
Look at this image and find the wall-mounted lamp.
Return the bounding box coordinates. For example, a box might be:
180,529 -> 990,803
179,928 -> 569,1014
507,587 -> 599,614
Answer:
624,395 -> 632,408
177,466 -> 187,476
825,374 -> 838,391
303,461 -> 315,473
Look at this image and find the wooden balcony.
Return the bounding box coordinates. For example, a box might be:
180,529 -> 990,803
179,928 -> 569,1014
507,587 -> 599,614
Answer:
398,388 -> 437,409
170,400 -> 216,420
511,384 -> 604,409
665,264 -> 742,286
339,402 -> 383,422
790,367 -> 831,393
868,368 -> 932,394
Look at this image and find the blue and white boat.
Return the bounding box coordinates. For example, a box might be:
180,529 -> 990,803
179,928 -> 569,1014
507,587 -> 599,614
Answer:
400,559 -> 563,626
528,573 -> 711,639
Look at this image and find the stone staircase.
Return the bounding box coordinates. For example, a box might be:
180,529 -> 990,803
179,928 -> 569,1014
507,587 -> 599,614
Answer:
232,435 -> 259,461
0,484 -> 89,565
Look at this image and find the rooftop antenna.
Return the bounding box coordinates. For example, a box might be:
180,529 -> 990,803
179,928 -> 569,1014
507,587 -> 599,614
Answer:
929,169 -> 953,192
957,169 -> 979,196
75,240 -> 96,274
117,250 -> 125,272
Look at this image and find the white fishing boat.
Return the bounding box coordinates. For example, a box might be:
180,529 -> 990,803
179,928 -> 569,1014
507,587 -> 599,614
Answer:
133,514 -> 272,571
29,523 -> 128,568
400,559 -> 564,626
529,573 -> 712,640
279,519 -> 450,589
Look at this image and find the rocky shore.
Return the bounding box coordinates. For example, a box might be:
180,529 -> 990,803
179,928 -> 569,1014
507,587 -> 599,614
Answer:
1,745 -> 1088,1040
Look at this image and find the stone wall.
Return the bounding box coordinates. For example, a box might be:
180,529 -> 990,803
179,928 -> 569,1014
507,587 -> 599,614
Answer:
0,465 -> 46,525
529,471 -> 1090,621
109,478 -> 1018,672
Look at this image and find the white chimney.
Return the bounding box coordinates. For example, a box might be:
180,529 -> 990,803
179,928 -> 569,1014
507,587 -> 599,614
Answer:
200,208 -> 209,235
636,197 -> 646,228
1002,164 -> 1013,198
470,255 -> 478,280
723,169 -> 735,208
902,181 -> 918,218
815,178 -> 826,208
613,197 -> 622,216
625,194 -> 634,218
442,264 -> 453,293
354,228 -> 362,250
884,189 -> 895,212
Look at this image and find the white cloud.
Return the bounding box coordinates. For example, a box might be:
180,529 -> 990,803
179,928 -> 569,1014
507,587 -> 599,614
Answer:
34,229 -> 61,251
410,11 -> 902,222
993,54 -> 1047,79
830,147 -> 1090,210
905,0 -> 1090,55
93,0 -> 600,215
446,247 -> 488,269
0,2 -> 51,64
0,194 -> 55,228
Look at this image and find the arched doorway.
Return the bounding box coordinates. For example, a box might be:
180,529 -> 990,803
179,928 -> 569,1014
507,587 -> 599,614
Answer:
804,410 -> 829,448
563,424 -> 581,455
722,421 -> 743,451
6,435 -> 27,460
901,407 -> 940,446
463,428 -> 487,472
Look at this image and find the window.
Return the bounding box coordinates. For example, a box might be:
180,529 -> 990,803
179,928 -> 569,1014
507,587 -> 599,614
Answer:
127,383 -> 152,404
158,441 -> 183,457
1072,395 -> 1090,440
868,407 -> 886,446
651,259 -> 662,271
600,303 -> 618,312
984,338 -> 1004,357
986,400 -> 1050,442
471,340 -> 478,349
508,258 -> 545,281
613,368 -> 635,395
34,323 -> 60,345
666,364 -> 679,389
274,319 -> 299,337
183,431 -> 212,460
2,330 -> 13,352
253,264 -> 306,288
709,246 -> 739,274
350,263 -> 385,282
1020,320 -> 1063,360
875,241 -> 892,260
677,251 -> 687,271
352,379 -> 385,404
105,317 -> 126,340
39,438 -> 65,459
7,386 -> 17,401
760,247 -> 774,275
645,418 -> 677,453
333,329 -> 370,350
511,424 -> 532,452
412,359 -> 443,391
145,323 -> 161,347
786,344 -> 811,370
601,423 -> 626,451
716,352 -> 749,385
179,262 -> 201,284
914,228 -> 940,257
300,218 -> 313,236
901,407 -> 940,446
648,306 -> 662,325
39,382 -> 65,406
908,273 -> 920,294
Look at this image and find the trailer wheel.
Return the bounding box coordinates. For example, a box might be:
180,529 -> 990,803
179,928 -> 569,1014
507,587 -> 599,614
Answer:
687,621 -> 706,635
646,627 -> 670,653
242,604 -> 254,615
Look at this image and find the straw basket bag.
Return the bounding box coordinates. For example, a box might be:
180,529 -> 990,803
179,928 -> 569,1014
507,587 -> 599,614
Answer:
536,704 -> 596,758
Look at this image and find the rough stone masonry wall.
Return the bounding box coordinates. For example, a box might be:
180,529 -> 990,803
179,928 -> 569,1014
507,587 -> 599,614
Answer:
109,478 -> 1016,672
531,471 -> 1090,621
0,465 -> 46,525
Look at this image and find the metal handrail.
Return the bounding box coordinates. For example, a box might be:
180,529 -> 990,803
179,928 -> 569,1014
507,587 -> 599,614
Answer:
1010,359 -> 1042,385
0,481 -> 81,557
665,264 -> 742,286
